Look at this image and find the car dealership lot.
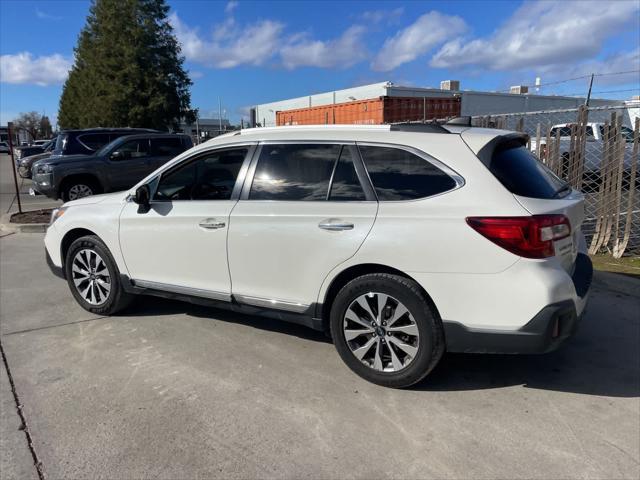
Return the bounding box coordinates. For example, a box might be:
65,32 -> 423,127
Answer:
1,232 -> 639,479
1,153 -> 61,215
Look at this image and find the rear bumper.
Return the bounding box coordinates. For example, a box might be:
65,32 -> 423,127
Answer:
444,253 -> 593,354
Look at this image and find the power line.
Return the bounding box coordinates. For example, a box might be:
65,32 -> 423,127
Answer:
564,88 -> 640,97
496,69 -> 640,93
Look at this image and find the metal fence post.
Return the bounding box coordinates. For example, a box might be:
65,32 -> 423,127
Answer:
6,122 -> 22,214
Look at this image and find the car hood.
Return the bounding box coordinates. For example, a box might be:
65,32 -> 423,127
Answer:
20,151 -> 53,164
64,191 -> 126,207
35,154 -> 95,167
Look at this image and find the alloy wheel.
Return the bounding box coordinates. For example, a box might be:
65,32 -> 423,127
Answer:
343,292 -> 420,372
72,249 -> 111,305
68,184 -> 93,200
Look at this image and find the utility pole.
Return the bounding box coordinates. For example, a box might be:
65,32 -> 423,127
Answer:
218,97 -> 222,134
585,73 -> 595,106
7,122 -> 22,213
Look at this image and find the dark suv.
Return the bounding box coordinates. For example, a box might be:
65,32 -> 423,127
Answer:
32,133 -> 193,200
51,128 -> 160,157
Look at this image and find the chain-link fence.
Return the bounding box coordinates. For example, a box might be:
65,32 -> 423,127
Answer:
472,103 -> 640,257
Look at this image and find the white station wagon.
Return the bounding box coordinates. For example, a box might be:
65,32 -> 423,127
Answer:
45,121 -> 592,387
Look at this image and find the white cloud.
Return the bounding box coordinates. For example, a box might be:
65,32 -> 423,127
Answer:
225,1 -> 239,14
171,12 -> 368,70
371,11 -> 466,72
0,52 -> 72,86
280,26 -> 367,69
430,0 -> 640,71
170,12 -> 283,68
360,7 -> 404,25
35,8 -> 62,21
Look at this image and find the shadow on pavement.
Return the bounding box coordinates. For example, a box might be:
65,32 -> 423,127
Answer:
125,288 -> 639,398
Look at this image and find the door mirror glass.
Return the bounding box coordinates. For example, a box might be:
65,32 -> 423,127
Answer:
133,184 -> 151,213
110,150 -> 125,161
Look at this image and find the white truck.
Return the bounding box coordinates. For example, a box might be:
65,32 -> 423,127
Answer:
530,122 -> 636,179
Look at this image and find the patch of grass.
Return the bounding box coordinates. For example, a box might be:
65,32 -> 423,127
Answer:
590,254 -> 640,278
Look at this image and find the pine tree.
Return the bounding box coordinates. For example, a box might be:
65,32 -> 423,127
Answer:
58,0 -> 194,130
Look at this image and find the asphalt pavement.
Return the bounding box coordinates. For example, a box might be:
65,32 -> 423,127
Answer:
0,153 -> 61,216
0,232 -> 639,479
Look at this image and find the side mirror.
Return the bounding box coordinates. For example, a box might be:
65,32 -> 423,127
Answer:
133,184 -> 151,214
110,151 -> 123,161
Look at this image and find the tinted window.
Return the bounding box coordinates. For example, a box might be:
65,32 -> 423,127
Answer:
78,133 -> 111,150
155,148 -> 247,201
151,137 -> 184,156
250,144 -> 340,200
114,139 -> 150,159
329,147 -> 366,201
489,145 -> 567,199
359,145 -> 456,201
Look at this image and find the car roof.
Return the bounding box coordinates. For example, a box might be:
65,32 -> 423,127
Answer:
61,127 -> 161,134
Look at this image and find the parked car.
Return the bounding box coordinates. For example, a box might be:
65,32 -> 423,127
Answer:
530,122 -> 636,179
32,133 -> 193,200
14,142 -> 48,160
17,138 -> 57,178
0,141 -> 9,154
44,123 -> 592,388
33,139 -> 50,147
50,127 -> 160,157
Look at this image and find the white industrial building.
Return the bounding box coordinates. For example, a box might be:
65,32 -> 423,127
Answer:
251,81 -> 624,127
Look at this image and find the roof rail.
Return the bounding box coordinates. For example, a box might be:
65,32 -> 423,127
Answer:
389,123 -> 450,134
445,116 -> 472,126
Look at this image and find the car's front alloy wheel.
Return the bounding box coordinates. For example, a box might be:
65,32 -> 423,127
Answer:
67,183 -> 94,200
65,235 -> 133,315
71,248 -> 111,306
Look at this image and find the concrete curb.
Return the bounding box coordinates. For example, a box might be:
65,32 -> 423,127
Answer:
0,213 -> 47,234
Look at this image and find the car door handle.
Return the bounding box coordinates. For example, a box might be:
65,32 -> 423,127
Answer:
318,219 -> 354,231
199,218 -> 226,230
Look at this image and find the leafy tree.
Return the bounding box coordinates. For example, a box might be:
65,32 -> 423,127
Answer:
58,0 -> 195,130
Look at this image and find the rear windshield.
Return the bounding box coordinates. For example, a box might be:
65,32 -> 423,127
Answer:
489,145 -> 568,199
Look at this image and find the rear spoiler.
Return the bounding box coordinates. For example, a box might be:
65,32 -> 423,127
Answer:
473,132 -> 530,167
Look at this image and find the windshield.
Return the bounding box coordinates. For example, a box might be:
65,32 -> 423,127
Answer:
53,134 -> 68,155
599,125 -> 635,143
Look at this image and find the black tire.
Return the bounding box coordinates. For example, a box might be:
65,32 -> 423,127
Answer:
330,273 -> 444,388
61,178 -> 101,202
64,235 -> 134,315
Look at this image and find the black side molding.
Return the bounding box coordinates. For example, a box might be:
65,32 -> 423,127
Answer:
45,248 -> 65,279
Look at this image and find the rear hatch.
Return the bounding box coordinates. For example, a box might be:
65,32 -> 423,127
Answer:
467,131 -> 585,273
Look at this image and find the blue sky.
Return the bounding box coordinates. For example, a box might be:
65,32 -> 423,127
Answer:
1,0 -> 639,126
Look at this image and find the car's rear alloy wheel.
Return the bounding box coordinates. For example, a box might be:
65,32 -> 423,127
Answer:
343,292 -> 419,372
71,249 -> 111,306
330,273 -> 444,388
67,183 -> 94,200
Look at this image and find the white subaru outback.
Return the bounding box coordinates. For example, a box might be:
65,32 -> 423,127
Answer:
44,122 -> 592,388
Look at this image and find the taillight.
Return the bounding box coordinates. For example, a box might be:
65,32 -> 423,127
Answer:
466,215 -> 571,259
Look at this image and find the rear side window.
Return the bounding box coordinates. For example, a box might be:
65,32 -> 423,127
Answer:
250,144 -> 340,201
359,145 -> 457,201
77,133 -> 111,151
151,137 -> 185,156
489,145 -> 567,199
